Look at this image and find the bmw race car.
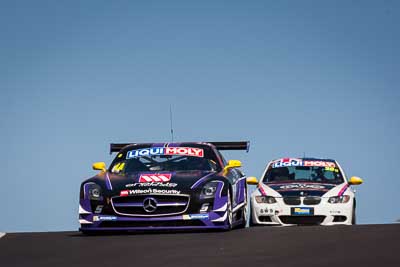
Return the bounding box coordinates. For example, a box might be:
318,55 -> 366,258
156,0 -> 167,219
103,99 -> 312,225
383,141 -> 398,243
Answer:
248,157 -> 363,226
79,141 -> 252,232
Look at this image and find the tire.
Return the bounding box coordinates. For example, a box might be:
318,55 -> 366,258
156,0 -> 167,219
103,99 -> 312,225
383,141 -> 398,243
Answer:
249,206 -> 256,227
351,205 -> 356,225
237,189 -> 248,229
225,190 -> 233,230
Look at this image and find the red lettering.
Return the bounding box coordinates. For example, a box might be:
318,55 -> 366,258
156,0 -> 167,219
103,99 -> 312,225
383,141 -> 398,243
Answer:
165,147 -> 204,157
304,161 -> 336,167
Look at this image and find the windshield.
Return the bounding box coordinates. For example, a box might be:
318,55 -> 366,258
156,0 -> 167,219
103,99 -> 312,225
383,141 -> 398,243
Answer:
263,165 -> 344,184
109,146 -> 221,175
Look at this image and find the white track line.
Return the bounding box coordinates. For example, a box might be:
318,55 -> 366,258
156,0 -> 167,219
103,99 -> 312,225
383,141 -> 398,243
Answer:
0,232 -> 5,239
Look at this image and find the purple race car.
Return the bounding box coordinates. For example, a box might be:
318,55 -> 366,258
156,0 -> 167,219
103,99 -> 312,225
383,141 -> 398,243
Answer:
79,141 -> 251,233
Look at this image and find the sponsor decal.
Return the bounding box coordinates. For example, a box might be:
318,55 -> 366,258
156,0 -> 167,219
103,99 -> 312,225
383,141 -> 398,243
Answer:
94,205 -> 103,214
120,190 -> 129,196
190,214 -> 209,219
139,173 -> 172,183
93,216 -> 117,221
183,214 -> 209,220
120,189 -> 181,196
272,158 -> 336,168
304,161 -> 336,167
272,158 -> 302,168
325,166 -> 339,173
279,184 -> 327,190
125,182 -> 178,188
127,147 -> 204,159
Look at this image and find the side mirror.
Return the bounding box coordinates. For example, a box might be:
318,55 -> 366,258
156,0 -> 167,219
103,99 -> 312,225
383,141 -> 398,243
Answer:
223,160 -> 242,175
246,176 -> 258,185
227,160 -> 242,168
92,162 -> 107,172
348,176 -> 363,185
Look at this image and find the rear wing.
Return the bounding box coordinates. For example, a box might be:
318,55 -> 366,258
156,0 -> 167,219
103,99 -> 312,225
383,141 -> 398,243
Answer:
109,141 -> 250,154
110,143 -> 136,154
208,141 -> 250,152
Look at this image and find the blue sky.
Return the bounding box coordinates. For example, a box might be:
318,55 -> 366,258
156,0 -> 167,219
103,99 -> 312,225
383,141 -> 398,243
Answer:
1,0 -> 399,232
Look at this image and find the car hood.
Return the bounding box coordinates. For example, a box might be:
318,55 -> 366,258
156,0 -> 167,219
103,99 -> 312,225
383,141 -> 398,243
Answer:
104,170 -> 219,195
263,182 -> 338,197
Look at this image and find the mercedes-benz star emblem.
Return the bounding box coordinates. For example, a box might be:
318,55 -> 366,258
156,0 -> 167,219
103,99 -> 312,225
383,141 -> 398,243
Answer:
143,197 -> 158,213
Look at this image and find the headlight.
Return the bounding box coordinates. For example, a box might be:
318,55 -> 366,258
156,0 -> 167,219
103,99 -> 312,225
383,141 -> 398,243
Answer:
200,181 -> 220,198
328,195 -> 350,204
255,196 -> 277,204
85,183 -> 102,200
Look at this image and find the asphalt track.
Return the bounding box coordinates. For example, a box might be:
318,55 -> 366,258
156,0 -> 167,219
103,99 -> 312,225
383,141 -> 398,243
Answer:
1,224 -> 399,267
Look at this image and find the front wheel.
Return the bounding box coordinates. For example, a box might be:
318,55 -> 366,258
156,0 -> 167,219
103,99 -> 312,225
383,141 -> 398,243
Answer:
351,205 -> 356,225
225,190 -> 233,230
237,190 -> 248,229
249,206 -> 256,227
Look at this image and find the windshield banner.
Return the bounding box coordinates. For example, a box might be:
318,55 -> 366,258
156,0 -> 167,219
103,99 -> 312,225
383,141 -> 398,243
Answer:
127,147 -> 204,159
272,158 -> 336,168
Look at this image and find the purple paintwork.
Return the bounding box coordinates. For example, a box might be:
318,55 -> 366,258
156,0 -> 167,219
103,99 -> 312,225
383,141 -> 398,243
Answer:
236,178 -> 246,204
105,172 -> 112,190
213,182 -> 227,210
191,172 -> 217,189
79,141 -> 250,232
80,210 -> 229,230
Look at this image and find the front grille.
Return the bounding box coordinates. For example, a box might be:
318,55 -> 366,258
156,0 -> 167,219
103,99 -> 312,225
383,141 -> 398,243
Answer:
279,216 -> 326,225
303,196 -> 321,205
112,195 -> 190,217
99,220 -> 205,228
283,197 -> 301,205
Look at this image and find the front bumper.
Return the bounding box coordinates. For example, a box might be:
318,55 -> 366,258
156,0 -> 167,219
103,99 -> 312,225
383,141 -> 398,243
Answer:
79,211 -> 229,231
78,178 -> 249,231
251,197 -> 353,226
79,189 -> 231,231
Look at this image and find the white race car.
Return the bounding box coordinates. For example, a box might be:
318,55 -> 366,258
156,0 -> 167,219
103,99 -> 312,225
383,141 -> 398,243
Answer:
248,158 -> 363,226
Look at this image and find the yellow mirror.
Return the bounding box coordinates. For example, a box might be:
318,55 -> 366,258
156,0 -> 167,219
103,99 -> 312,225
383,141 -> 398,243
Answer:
227,160 -> 242,168
246,176 -> 258,185
348,176 -> 363,185
223,160 -> 242,175
92,162 -> 107,172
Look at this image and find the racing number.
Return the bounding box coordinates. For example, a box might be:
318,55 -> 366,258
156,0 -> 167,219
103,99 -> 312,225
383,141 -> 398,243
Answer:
112,162 -> 125,173
325,167 -> 339,173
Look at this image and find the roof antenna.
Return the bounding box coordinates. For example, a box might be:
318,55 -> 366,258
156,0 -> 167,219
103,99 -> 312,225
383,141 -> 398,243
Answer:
169,105 -> 174,142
